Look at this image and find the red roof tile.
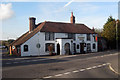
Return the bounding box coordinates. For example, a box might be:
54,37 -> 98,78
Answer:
10,21 -> 96,46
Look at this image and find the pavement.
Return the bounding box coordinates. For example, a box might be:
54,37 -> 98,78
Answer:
2,49 -> 119,79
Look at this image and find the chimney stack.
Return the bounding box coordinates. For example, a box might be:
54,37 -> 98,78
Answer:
70,12 -> 75,24
29,17 -> 36,32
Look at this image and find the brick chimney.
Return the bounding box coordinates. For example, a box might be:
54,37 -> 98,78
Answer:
92,27 -> 95,31
29,17 -> 36,32
70,12 -> 75,24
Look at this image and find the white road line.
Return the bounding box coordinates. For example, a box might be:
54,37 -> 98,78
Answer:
86,67 -> 92,70
102,64 -> 107,66
55,74 -> 63,77
79,69 -> 85,71
72,70 -> 79,73
92,66 -> 97,69
43,76 -> 52,78
64,72 -> 71,74
106,63 -> 110,65
97,65 -> 102,67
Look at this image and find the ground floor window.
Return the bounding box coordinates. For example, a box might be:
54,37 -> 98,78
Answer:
87,43 -> 91,52
93,43 -> 96,49
24,45 -> 28,52
45,43 -> 55,52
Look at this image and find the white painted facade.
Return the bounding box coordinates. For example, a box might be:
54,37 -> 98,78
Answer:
20,31 -> 98,56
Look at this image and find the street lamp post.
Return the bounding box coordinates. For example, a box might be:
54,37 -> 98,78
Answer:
116,19 -> 119,51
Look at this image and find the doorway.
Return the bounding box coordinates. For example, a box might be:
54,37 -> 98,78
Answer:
64,43 -> 70,55
80,43 -> 84,53
57,43 -> 60,55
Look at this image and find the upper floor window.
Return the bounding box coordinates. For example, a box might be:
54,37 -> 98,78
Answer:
87,34 -> 90,41
45,32 -> 54,40
24,45 -> 28,52
68,33 -> 75,40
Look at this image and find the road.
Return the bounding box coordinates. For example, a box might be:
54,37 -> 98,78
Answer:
2,50 -> 120,80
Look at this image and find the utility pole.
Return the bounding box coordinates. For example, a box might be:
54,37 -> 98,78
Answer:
116,19 -> 119,51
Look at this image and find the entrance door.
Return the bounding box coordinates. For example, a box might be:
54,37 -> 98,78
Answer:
57,43 -> 60,55
80,43 -> 84,53
64,43 -> 70,55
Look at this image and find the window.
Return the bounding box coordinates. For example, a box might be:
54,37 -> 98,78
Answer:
24,45 -> 28,52
87,34 -> 90,41
68,33 -> 75,40
45,32 -> 54,40
45,43 -> 55,52
77,44 -> 79,49
93,43 -> 96,49
87,43 -> 91,52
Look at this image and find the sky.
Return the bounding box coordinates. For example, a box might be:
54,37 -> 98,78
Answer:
0,0 -> 119,40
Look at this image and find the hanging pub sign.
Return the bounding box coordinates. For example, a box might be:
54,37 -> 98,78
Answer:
95,36 -> 98,42
78,37 -> 84,41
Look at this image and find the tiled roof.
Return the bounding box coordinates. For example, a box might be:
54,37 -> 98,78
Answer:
41,22 -> 95,34
10,21 -> 96,46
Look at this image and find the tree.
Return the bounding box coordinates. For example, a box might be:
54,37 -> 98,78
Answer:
102,16 -> 120,49
95,28 -> 103,36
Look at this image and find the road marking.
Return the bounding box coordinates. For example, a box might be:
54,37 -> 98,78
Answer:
97,65 -> 102,67
55,74 -> 63,77
108,63 -> 120,75
102,64 -> 106,66
79,69 -> 85,71
43,63 -> 110,78
72,70 -> 79,73
43,76 -> 52,78
86,67 -> 92,70
92,66 -> 97,69
64,72 -> 71,74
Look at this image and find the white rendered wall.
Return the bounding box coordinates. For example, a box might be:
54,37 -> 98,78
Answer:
21,32 -> 48,56
21,32 -> 98,56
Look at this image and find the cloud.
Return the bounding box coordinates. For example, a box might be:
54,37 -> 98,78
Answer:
0,3 -> 14,20
63,0 -> 74,8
